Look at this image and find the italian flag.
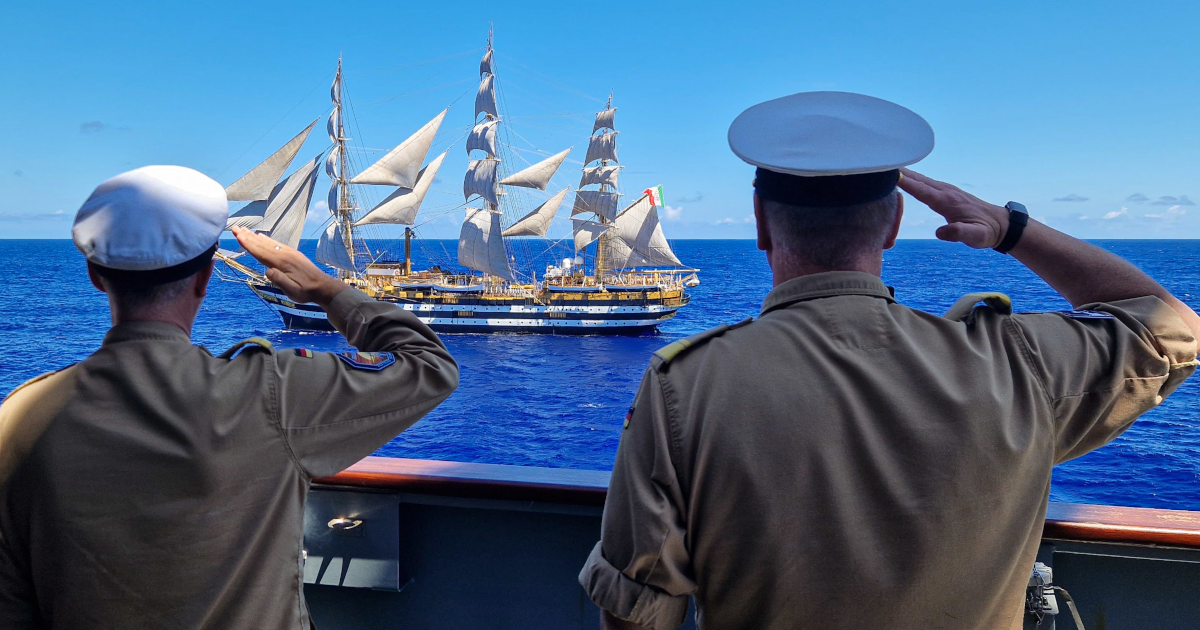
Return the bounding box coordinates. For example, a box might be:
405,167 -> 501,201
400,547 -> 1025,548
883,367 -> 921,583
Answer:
644,185 -> 665,207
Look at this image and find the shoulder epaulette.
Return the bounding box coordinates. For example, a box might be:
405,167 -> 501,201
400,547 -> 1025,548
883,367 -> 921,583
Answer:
652,318 -> 753,371
3,364 -> 76,404
219,337 -> 274,360
943,292 -> 1012,322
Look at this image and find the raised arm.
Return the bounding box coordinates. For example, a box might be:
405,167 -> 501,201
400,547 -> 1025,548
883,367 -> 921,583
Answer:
898,169 -> 1200,346
233,227 -> 459,477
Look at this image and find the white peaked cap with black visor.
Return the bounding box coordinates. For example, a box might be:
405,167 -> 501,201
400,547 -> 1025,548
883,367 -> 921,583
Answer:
73,165 -> 228,282
728,91 -> 935,207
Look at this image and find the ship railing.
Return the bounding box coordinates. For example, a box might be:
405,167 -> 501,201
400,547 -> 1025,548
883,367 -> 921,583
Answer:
305,456 -> 1200,626
314,456 -> 1200,548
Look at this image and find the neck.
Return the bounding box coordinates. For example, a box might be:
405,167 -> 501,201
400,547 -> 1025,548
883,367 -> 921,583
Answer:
109,300 -> 200,337
768,250 -> 883,287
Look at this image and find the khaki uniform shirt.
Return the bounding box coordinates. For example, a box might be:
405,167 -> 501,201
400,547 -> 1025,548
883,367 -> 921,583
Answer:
0,288 -> 458,629
580,271 -> 1197,630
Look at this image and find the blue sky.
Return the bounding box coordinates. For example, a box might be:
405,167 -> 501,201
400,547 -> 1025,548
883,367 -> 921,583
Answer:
3,0 -> 1199,239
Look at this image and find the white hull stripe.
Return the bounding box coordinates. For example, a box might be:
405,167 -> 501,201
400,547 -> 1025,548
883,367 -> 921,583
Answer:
261,299 -> 676,328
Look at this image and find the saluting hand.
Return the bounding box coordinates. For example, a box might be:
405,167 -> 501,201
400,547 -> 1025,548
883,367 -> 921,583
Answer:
898,169 -> 1010,249
233,227 -> 349,307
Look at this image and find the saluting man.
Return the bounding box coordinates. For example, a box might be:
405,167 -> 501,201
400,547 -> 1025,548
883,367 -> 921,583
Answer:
0,166 -> 459,628
579,92 -> 1200,630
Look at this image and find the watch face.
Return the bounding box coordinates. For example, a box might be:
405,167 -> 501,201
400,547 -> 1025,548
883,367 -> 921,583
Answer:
1005,201 -> 1029,215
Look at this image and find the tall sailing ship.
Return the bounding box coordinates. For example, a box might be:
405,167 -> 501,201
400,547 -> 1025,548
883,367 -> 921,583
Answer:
217,36 -> 696,334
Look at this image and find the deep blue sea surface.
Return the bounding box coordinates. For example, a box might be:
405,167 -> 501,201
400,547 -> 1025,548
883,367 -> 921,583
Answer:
1,239 -> 1197,510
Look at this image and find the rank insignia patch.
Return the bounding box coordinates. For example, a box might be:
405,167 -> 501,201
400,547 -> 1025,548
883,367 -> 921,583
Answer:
294,348 -> 314,358
1058,310 -> 1115,320
336,351 -> 396,371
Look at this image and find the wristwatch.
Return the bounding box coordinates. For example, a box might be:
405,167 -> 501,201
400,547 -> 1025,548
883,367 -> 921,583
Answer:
994,201 -> 1029,254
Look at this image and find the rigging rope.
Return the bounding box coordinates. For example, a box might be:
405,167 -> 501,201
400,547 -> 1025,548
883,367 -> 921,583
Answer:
215,76 -> 332,179
346,47 -> 485,77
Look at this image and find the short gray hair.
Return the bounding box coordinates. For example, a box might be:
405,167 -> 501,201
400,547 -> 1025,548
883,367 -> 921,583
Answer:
94,268 -> 199,311
762,190 -> 899,269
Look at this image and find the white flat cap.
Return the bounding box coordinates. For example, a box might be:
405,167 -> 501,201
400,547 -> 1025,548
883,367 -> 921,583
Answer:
73,165 -> 227,271
728,91 -> 934,177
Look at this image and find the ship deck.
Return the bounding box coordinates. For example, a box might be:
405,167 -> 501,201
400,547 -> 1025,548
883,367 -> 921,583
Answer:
304,456 -> 1200,629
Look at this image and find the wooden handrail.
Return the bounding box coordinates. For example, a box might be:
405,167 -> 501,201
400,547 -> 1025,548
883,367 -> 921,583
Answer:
1044,501 -> 1200,548
314,456 -> 610,506
315,456 -> 1200,547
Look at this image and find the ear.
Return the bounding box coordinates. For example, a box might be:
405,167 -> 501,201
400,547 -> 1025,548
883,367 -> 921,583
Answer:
87,262 -> 108,293
754,194 -> 771,252
882,192 -> 904,250
193,259 -> 216,299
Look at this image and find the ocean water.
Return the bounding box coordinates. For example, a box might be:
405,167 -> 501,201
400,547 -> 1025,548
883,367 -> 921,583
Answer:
1,239 -> 1197,510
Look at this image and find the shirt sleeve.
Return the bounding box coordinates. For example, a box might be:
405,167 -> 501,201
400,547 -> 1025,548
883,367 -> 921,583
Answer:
579,369 -> 694,630
1011,296 -> 1197,464
274,288 -> 459,478
0,533 -> 35,629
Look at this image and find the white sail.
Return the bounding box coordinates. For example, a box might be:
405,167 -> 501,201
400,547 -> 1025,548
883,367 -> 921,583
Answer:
593,108 -> 616,133
475,74 -> 498,119
326,61 -> 341,145
225,119 -> 317,202
325,144 -> 340,180
316,222 -> 356,272
354,151 -> 447,227
326,180 -> 339,219
330,65 -> 341,106
261,157 -> 320,250
326,107 -> 339,144
225,189 -> 276,230
584,131 -> 618,165
571,190 -> 622,221
351,109 -> 448,188
502,188 -> 569,237
466,120 -> 500,156
579,165 -> 621,188
464,158 -> 499,206
459,208 -> 513,281
226,154 -> 319,231
325,61 -> 342,219
572,219 -> 612,252
602,194 -> 683,268
480,49 -> 494,76
498,148 -> 570,190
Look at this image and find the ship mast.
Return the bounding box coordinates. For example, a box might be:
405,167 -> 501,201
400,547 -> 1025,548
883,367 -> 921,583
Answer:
457,27 -> 516,284
457,28 -> 573,284
483,27 -> 496,218
595,91 -> 614,283
331,57 -> 355,274
571,93 -> 621,282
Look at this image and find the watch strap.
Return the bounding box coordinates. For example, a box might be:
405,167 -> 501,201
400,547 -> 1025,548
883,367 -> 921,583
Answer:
994,204 -> 1028,254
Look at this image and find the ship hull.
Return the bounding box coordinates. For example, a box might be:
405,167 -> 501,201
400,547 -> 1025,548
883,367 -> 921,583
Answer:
248,283 -> 684,335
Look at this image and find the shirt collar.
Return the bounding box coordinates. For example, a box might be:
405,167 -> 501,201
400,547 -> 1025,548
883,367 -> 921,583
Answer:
761,271 -> 895,316
102,321 -> 192,346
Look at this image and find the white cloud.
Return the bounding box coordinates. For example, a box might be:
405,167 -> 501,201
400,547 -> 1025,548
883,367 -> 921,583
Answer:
0,210 -> 71,222
303,200 -> 334,232
1145,205 -> 1186,221
663,205 -> 683,221
1103,207 -> 1128,220
716,216 -> 754,225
